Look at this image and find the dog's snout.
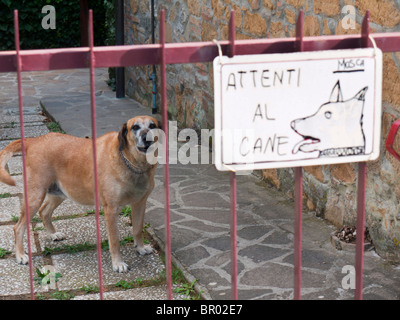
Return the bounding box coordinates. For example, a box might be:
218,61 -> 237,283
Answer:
141,131 -> 152,146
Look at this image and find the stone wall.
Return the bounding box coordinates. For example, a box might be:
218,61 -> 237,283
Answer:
124,0 -> 400,262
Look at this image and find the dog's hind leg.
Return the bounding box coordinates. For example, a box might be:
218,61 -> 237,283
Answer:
38,194 -> 66,241
14,191 -> 46,265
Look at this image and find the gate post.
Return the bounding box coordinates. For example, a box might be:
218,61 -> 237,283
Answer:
159,10 -> 173,300
14,10 -> 35,301
88,10 -> 104,300
228,10 -> 239,301
355,10 -> 370,301
293,10 -> 304,301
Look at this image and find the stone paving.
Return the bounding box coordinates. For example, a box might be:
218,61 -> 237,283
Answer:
0,68 -> 400,300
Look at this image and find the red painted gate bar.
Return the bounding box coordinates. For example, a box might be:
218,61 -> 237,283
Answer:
6,7 -> 400,300
159,9 -> 173,300
293,10 -> 304,301
353,10 -> 371,301
13,10 -> 35,300
3,33 -> 400,73
227,10 -> 238,301
88,10 -> 105,301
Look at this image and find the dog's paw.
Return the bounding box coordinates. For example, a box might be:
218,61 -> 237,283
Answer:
50,232 -> 66,241
16,253 -> 29,265
112,261 -> 130,273
136,244 -> 155,255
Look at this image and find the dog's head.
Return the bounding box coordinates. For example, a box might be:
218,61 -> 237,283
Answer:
118,116 -> 160,155
291,81 -> 368,154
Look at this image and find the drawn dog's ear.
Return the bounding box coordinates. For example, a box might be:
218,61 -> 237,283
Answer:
354,86 -> 368,101
118,122 -> 128,151
330,81 -> 343,103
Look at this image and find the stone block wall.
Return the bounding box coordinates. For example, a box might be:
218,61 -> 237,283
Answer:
124,0 -> 400,262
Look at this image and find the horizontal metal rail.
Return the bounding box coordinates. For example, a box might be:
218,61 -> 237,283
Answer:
1,32 -> 400,72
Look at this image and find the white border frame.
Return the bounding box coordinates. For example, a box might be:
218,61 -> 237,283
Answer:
213,48 -> 383,171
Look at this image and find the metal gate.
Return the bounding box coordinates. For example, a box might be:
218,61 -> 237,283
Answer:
2,8 -> 400,300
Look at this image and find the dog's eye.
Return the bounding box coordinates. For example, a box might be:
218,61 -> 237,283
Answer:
132,125 -> 140,131
149,123 -> 156,129
325,111 -> 332,119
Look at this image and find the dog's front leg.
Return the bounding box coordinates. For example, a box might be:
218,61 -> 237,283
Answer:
104,206 -> 129,273
131,198 -> 154,255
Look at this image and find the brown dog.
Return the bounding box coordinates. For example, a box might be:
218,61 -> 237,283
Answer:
0,116 -> 159,272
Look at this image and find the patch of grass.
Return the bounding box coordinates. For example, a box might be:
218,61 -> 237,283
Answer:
0,247 -> 11,258
35,293 -> 47,300
115,279 -> 134,290
156,255 -> 203,300
43,241 -> 97,255
121,206 -> 131,217
51,291 -> 74,300
0,193 -> 12,199
115,278 -> 146,290
43,237 -> 134,256
2,121 -> 16,129
173,279 -> 202,300
31,216 -> 42,223
159,254 -> 185,285
47,121 -> 66,134
86,208 -> 105,216
120,236 -> 134,246
79,284 -> 100,294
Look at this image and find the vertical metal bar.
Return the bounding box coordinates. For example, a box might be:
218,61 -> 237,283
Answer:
296,10 -> 304,52
228,10 -> 236,57
150,0 -> 157,114
229,172 -> 238,300
355,10 -> 370,301
115,0 -> 125,98
160,9 -> 173,300
293,10 -> 304,301
14,9 -> 35,301
89,9 -> 104,300
355,162 -> 367,300
228,10 -> 238,300
361,10 -> 370,48
294,167 -> 303,300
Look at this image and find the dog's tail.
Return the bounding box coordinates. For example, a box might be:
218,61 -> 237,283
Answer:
0,139 -> 22,186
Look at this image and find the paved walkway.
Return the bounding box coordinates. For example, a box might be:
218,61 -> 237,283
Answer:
0,68 -> 400,300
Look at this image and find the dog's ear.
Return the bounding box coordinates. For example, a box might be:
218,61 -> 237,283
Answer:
118,123 -> 128,151
330,81 -> 343,103
354,86 -> 368,101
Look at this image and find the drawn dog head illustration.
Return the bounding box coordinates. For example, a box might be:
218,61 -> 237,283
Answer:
291,81 -> 368,157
